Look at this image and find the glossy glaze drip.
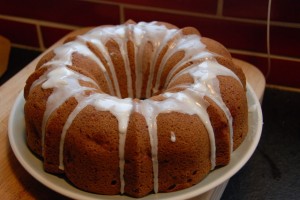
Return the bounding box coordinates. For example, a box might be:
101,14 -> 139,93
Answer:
29,21 -> 243,194
170,131 -> 176,142
32,65 -> 97,155
154,34 -> 210,93
59,93 -> 133,193
171,60 -> 239,153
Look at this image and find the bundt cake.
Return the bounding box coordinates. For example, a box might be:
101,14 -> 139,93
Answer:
24,20 -> 248,198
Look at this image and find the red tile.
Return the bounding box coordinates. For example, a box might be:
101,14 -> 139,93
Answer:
268,58 -> 300,88
41,26 -> 72,48
223,0 -> 300,24
0,19 -> 39,47
229,53 -> 300,88
124,9 -> 267,53
223,0 -> 269,20
102,0 -> 218,14
270,26 -> 300,58
0,1 -> 120,26
231,54 -> 269,76
271,0 -> 300,23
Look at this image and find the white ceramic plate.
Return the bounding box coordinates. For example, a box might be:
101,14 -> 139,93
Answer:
8,84 -> 263,200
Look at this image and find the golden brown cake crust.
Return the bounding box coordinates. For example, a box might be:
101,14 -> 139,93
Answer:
156,112 -> 211,192
64,106 -> 121,195
124,112 -> 153,197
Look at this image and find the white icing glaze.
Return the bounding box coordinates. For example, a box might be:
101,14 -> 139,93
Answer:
162,88 -> 216,169
28,21 -> 245,194
135,94 -> 210,193
170,131 -> 176,142
33,65 -> 97,155
59,93 -> 132,193
186,60 -> 239,153
154,34 -> 208,93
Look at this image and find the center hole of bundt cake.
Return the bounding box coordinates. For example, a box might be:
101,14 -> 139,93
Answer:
113,73 -> 166,100
84,40 -> 171,100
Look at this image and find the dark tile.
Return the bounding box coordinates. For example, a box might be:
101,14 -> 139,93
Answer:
271,0 -> 300,23
231,53 -> 269,76
232,53 -> 300,88
270,25 -> 300,58
0,1 -> 120,26
125,8 -> 267,53
41,26 -> 72,48
223,0 -> 269,20
0,19 -> 39,47
102,0 -> 218,14
268,58 -> 300,88
223,0 -> 300,23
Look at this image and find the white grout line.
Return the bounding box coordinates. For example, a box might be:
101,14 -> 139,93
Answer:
266,0 -> 272,79
0,14 -> 80,30
82,0 -> 300,28
216,0 -> 224,16
1,1 -> 299,64
0,4 -> 299,29
229,49 -> 300,62
119,4 -> 125,23
266,84 -> 300,93
11,43 -> 42,51
1,1 -> 299,30
36,25 -> 45,51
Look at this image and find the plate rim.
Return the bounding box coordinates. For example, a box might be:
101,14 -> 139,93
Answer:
8,84 -> 263,200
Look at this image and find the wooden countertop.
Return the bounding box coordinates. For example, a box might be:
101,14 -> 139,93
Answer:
0,30 -> 266,200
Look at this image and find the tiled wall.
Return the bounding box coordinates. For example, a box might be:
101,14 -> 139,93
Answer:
0,0 -> 299,88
